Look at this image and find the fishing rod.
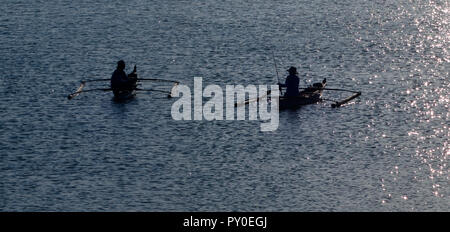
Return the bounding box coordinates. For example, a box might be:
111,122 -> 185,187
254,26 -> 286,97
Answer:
271,50 -> 282,95
138,81 -> 179,98
271,51 -> 281,84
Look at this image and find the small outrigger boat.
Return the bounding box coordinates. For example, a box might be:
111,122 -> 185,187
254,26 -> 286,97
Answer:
67,63 -> 179,101
67,78 -> 178,100
279,79 -> 327,110
235,78 -> 360,109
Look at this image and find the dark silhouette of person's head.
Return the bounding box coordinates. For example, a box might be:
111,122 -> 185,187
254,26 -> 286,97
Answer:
117,60 -> 125,70
288,66 -> 298,75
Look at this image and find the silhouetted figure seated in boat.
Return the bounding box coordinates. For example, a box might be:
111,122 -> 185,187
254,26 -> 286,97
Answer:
111,60 -> 137,95
279,66 -> 300,97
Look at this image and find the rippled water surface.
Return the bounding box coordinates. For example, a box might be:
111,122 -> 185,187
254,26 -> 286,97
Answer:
1,0 -> 448,211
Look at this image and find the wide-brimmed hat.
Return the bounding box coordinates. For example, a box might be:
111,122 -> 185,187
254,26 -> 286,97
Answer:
117,60 -> 126,69
287,66 -> 298,74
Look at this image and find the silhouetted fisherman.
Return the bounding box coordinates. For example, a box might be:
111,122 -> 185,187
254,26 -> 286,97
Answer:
279,66 -> 300,97
111,60 -> 137,95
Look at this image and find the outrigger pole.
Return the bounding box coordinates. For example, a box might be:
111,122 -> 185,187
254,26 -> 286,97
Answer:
67,88 -> 112,100
79,78 -> 179,84
67,87 -> 176,100
135,85 -> 178,98
79,79 -> 110,83
297,86 -> 359,94
137,78 -> 179,84
68,78 -> 179,100
319,88 -> 360,94
234,90 -> 272,107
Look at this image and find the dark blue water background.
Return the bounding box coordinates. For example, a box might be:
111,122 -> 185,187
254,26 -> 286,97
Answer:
0,0 -> 448,211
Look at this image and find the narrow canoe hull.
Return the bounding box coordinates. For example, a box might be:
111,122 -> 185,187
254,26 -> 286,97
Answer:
113,90 -> 136,102
279,79 -> 326,110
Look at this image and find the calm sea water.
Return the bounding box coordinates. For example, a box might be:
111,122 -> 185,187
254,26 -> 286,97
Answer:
0,0 -> 448,211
